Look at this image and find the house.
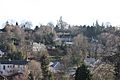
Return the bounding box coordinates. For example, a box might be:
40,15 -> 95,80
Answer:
67,67 -> 77,76
53,38 -> 62,46
84,57 -> 96,67
49,61 -> 64,73
54,32 -> 73,46
84,57 -> 101,67
0,60 -> 28,76
32,42 -> 46,52
0,50 -> 5,57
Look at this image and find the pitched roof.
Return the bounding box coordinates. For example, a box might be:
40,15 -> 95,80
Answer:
50,62 -> 58,67
0,60 -> 28,65
50,61 -> 63,68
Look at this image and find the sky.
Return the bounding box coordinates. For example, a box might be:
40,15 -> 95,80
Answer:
0,0 -> 120,28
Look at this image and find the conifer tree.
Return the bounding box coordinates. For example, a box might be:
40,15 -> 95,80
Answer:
114,46 -> 120,80
75,64 -> 91,80
41,54 -> 50,80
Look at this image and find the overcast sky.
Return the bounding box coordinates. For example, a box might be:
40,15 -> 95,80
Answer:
0,0 -> 120,27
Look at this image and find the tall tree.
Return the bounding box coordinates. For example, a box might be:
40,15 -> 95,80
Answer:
74,34 -> 90,60
41,54 -> 50,80
57,16 -> 68,30
75,64 -> 91,80
28,60 -> 42,80
114,46 -> 120,80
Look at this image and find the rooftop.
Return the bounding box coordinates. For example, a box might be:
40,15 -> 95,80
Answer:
0,60 -> 28,65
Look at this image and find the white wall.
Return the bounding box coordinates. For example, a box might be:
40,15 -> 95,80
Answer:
0,64 -> 26,76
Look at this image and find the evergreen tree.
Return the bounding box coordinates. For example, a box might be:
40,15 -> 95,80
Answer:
41,54 -> 50,80
28,72 -> 34,80
114,62 -> 120,80
114,46 -> 120,80
75,64 -> 91,80
95,20 -> 99,27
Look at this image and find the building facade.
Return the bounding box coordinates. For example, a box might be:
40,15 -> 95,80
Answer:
0,60 -> 28,76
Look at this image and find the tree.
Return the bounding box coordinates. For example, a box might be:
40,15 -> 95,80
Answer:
28,60 -> 42,80
16,22 -> 18,26
114,62 -> 120,80
47,22 -> 54,29
21,21 -> 32,29
41,54 -> 50,80
114,46 -> 120,80
57,16 -> 68,30
75,64 -> 91,80
33,25 -> 57,44
66,47 -> 82,67
95,20 -> 99,28
64,34 -> 90,67
97,32 -> 120,80
31,46 -> 51,80
73,34 -> 90,65
98,32 -> 120,57
28,72 -> 34,80
92,63 -> 114,80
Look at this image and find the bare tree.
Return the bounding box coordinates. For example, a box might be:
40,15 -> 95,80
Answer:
92,63 -> 114,80
21,21 -> 32,29
65,34 -> 90,67
28,60 -> 42,80
73,34 -> 90,60
98,32 -> 120,57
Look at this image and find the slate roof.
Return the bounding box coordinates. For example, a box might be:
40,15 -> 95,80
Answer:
50,62 -> 58,67
0,60 -> 28,65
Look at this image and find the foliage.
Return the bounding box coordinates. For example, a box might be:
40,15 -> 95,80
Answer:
41,54 -> 50,80
92,63 -> 114,80
75,64 -> 91,80
33,25 -> 57,45
68,34 -> 90,66
28,72 -> 34,80
28,60 -> 42,80
114,46 -> 120,80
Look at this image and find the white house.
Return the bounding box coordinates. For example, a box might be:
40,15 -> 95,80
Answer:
0,60 -> 28,76
32,42 -> 46,52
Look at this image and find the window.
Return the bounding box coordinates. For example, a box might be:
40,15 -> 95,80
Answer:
0,71 -> 3,74
13,65 -> 15,68
3,65 -> 5,70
